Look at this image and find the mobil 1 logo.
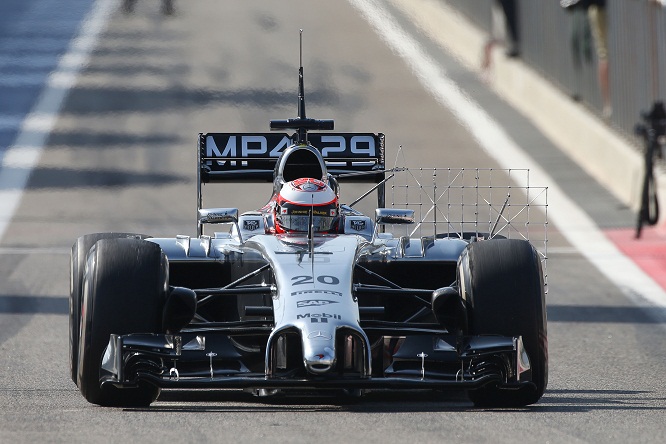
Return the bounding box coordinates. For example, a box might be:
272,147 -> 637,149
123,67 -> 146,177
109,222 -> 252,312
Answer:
297,313 -> 342,323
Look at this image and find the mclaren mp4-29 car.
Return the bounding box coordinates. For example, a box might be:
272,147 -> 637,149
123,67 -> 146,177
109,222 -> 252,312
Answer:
69,60 -> 548,408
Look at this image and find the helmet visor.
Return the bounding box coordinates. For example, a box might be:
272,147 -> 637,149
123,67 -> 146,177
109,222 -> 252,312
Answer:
278,204 -> 337,232
280,214 -> 336,232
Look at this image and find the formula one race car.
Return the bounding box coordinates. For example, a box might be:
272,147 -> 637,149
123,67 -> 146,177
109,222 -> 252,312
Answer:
69,54 -> 548,408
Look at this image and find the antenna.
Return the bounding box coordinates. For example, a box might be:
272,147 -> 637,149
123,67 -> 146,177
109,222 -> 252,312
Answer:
297,30 -> 306,125
308,193 -> 315,256
270,29 -> 334,143
489,193 -> 510,239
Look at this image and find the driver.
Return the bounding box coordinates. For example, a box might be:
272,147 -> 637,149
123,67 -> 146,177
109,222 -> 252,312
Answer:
273,178 -> 339,234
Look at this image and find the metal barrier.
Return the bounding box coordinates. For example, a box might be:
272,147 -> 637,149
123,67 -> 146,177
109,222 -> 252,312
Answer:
445,0 -> 666,141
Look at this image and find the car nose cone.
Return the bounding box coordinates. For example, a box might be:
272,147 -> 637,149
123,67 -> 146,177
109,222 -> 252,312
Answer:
304,347 -> 335,374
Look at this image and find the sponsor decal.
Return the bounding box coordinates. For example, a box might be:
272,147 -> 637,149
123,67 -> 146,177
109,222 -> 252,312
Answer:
206,134 -> 377,160
350,219 -> 366,231
291,275 -> 340,286
307,331 -> 333,340
284,207 -> 330,217
297,313 -> 342,323
243,219 -> 260,231
291,289 -> 343,297
298,180 -> 322,192
205,134 -> 291,166
316,134 -> 377,157
204,133 -> 380,168
296,299 -> 339,308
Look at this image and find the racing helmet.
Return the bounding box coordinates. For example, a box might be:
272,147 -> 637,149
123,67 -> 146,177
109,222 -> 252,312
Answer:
275,178 -> 339,233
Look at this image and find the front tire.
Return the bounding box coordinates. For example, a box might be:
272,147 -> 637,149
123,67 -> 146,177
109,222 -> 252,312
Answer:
69,233 -> 148,385
77,238 -> 166,406
459,239 -> 547,407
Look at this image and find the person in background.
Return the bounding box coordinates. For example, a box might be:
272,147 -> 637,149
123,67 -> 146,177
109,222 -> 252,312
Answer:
587,0 -> 610,117
562,0 -> 610,118
123,0 -> 175,15
482,0 -> 520,72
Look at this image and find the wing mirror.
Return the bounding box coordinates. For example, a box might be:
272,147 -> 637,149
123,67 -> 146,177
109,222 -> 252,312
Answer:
198,208 -> 243,241
374,208 -> 415,225
198,208 -> 239,224
371,208 -> 415,245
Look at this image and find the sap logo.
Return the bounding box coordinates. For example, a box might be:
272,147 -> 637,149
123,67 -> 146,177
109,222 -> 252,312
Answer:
243,219 -> 260,231
349,220 -> 366,231
297,313 -> 342,323
296,300 -> 339,308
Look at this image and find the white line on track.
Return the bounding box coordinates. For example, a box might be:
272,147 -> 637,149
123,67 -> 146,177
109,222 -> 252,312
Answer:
349,0 -> 666,308
0,0 -> 116,243
0,247 -> 70,255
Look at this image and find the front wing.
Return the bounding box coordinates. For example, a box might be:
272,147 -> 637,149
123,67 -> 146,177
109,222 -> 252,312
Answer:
100,328 -> 535,394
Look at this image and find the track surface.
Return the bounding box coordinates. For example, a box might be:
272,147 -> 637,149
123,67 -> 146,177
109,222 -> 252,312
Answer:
1,1 -> 665,442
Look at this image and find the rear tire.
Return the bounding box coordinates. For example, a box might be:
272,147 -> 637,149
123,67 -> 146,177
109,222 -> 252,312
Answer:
77,238 -> 166,406
459,239 -> 547,407
69,233 -> 148,385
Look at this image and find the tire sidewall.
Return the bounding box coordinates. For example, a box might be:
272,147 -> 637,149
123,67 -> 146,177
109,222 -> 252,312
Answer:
460,239 -> 547,406
77,238 -> 166,406
69,233 -> 148,385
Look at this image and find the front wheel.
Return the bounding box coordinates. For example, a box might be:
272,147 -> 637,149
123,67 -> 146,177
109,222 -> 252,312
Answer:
69,233 -> 148,385
77,238 -> 166,406
459,239 -> 547,407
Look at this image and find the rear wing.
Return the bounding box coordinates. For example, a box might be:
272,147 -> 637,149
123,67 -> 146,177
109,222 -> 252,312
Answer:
198,132 -> 385,183
197,132 -> 386,234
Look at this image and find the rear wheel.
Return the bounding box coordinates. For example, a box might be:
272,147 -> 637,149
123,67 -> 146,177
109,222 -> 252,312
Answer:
69,233 -> 148,385
77,238 -> 166,406
459,239 -> 547,407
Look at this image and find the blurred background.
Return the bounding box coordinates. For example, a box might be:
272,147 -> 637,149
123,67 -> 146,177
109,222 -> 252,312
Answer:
1,1 -> 666,442
449,0 -> 666,140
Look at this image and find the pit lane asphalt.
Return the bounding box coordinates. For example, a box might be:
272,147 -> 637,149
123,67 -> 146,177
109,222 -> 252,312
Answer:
0,1 -> 665,443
